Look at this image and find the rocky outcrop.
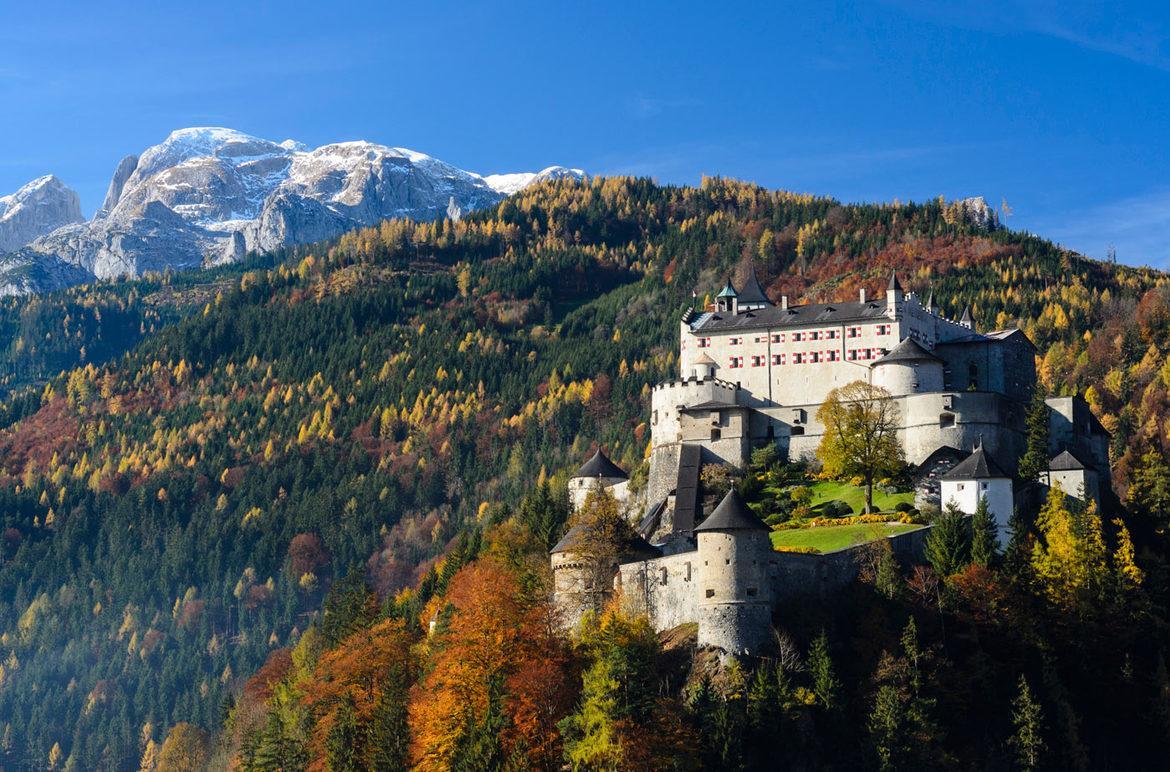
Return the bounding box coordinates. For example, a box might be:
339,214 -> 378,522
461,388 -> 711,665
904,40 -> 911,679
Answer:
9,127 -> 581,294
0,176 -> 83,253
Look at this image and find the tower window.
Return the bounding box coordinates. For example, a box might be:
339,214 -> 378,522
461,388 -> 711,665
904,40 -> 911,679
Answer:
706,589 -> 715,598
660,567 -> 668,585
711,428 -> 722,441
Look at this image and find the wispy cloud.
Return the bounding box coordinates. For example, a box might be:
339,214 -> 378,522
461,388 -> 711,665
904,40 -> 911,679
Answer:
1030,188 -> 1170,268
885,0 -> 1170,71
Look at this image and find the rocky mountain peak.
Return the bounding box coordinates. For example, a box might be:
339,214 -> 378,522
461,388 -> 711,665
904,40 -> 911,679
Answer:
0,175 -> 84,253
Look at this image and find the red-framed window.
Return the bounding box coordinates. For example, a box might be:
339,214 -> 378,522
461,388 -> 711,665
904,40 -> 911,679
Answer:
751,355 -> 765,367
847,327 -> 861,338
729,356 -> 743,368
772,353 -> 785,365
772,333 -> 785,343
729,337 -> 742,345
827,350 -> 840,362
697,337 -> 711,348
793,353 -> 805,364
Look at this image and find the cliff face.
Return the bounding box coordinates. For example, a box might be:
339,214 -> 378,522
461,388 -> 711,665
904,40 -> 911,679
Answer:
0,175 -> 83,253
12,127 -> 581,292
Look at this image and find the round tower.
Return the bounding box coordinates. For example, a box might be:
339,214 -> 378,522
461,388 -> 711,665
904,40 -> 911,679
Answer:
568,448 -> 629,510
871,338 -> 944,395
691,352 -> 717,380
695,489 -> 774,655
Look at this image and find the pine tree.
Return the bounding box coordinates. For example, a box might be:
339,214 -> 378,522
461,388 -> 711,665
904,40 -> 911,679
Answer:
745,663 -> 783,768
1128,450 -> 1170,527
925,502 -> 970,577
970,495 -> 999,566
326,696 -> 361,772
1017,388 -> 1050,484
1008,676 -> 1045,770
808,631 -> 841,713
869,682 -> 907,771
367,669 -> 411,771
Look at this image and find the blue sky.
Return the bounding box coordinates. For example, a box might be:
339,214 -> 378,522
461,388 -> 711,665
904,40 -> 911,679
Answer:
2,0 -> 1169,266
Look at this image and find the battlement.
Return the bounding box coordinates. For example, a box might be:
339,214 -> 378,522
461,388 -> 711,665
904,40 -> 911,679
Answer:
652,375 -> 738,393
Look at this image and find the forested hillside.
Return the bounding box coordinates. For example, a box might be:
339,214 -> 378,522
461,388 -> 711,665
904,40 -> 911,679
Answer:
1,177 -> 1169,769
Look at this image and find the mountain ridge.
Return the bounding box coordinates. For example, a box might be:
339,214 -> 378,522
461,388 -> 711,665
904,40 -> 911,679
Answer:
1,127 -> 584,295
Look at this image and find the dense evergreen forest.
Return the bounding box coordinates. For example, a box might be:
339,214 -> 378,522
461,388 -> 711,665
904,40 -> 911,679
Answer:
2,177 -> 1170,769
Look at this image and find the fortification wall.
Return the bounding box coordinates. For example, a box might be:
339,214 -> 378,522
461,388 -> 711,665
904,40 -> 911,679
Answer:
770,525 -> 931,600
618,551 -> 699,632
774,391 -> 1027,469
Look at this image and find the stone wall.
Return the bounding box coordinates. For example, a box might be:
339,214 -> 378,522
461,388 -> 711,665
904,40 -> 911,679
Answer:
618,551 -> 700,632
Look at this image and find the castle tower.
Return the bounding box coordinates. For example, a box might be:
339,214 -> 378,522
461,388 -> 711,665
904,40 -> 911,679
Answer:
734,264 -> 772,311
715,280 -> 739,315
550,523 -> 659,631
886,270 -> 904,318
870,338 -> 944,395
695,489 -> 774,655
959,305 -> 975,331
568,449 -> 629,510
692,352 -> 717,380
940,441 -> 1013,543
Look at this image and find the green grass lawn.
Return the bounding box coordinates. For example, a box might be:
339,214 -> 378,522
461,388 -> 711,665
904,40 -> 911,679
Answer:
804,480 -> 915,514
770,522 -> 924,553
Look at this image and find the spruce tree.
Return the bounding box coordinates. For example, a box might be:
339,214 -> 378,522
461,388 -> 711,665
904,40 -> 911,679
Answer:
325,696 -> 360,772
368,668 -> 411,771
1008,676 -> 1045,770
1018,387 -> 1050,484
925,502 -> 971,577
808,632 -> 841,713
869,683 -> 907,772
970,495 -> 999,566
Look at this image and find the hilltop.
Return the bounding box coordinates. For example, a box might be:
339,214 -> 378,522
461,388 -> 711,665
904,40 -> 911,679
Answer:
0,176 -> 1168,768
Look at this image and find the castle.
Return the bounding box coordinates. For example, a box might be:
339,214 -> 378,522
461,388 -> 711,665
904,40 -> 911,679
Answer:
551,269 -> 1111,655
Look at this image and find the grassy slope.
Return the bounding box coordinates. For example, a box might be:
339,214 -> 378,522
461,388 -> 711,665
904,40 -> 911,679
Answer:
770,521 -> 923,552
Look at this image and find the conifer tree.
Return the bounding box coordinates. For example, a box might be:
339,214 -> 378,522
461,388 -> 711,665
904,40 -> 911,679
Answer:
326,696 -> 360,772
1017,388 -> 1050,484
925,502 -> 970,577
970,495 -> 999,566
1008,676 -> 1045,770
807,632 -> 841,713
367,669 -> 411,771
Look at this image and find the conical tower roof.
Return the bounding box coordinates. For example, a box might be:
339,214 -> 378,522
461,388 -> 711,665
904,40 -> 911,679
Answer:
888,270 -> 903,291
694,489 -> 769,532
716,279 -> 738,298
575,448 -> 628,480
736,265 -> 772,306
960,306 -> 973,324
872,338 -> 942,365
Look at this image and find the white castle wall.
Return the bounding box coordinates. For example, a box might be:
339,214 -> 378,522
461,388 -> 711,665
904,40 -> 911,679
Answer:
871,359 -> 945,395
940,478 -> 1014,543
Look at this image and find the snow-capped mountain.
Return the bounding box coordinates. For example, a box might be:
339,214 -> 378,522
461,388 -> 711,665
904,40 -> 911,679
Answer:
482,166 -> 586,196
0,175 -> 83,253
8,128 -> 581,294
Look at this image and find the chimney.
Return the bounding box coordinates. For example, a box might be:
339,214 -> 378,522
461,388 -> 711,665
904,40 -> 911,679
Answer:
859,288 -> 867,303
781,296 -> 788,310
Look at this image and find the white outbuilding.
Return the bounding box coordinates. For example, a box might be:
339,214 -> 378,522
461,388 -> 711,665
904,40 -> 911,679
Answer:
940,442 -> 1014,543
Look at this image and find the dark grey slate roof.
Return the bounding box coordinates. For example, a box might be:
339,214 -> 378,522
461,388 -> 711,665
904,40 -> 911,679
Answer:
941,446 -> 1009,480
549,523 -> 662,559
1049,449 -> 1093,471
694,489 -> 769,532
960,306 -> 973,324
575,449 -> 628,480
888,270 -> 903,291
680,400 -> 743,412
673,444 -> 702,533
694,299 -> 891,333
736,268 -> 772,306
872,338 -> 942,365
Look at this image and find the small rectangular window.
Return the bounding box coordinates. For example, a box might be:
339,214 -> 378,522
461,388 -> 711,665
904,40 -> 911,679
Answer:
772,333 -> 784,343
706,589 -> 715,598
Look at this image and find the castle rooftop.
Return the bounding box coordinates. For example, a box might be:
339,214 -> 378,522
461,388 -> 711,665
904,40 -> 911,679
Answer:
575,448 -> 628,480
872,338 -> 942,365
1049,449 -> 1093,471
695,489 -> 770,532
735,268 -> 772,306
549,523 -> 661,558
692,299 -> 892,333
942,445 -> 1009,480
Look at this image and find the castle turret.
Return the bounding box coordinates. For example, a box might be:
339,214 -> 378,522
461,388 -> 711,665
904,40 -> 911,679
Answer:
692,352 -> 717,380
871,338 -> 944,395
695,489 -> 773,655
886,270 -> 904,318
925,287 -> 938,315
735,264 -> 772,312
551,523 -> 660,631
959,305 -> 975,331
568,449 -> 629,510
716,280 -> 739,315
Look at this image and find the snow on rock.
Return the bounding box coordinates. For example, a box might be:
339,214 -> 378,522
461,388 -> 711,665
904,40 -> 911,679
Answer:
13,127 -> 583,292
0,175 -> 83,252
